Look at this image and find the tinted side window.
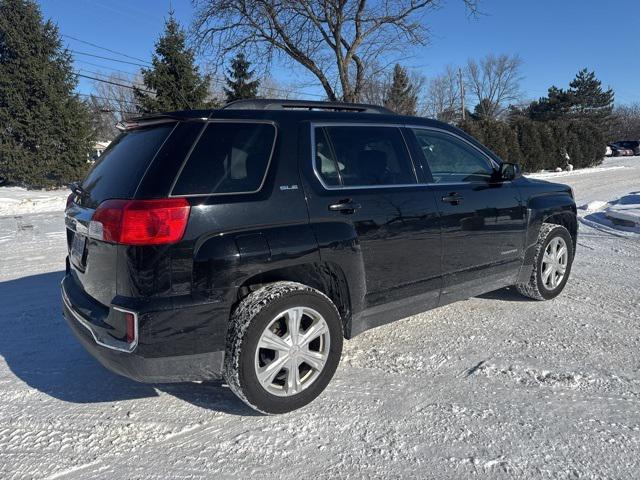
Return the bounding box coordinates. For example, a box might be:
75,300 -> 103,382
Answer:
314,128 -> 341,187
172,122 -> 276,195
412,129 -> 494,183
315,126 -> 417,187
82,124 -> 175,203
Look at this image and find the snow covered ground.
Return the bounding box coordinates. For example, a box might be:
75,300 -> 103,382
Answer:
1,157 -> 639,479
0,187 -> 68,217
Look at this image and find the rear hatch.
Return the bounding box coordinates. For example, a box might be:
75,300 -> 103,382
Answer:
65,122 -> 178,305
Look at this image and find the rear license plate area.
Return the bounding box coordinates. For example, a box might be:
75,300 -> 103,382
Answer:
70,233 -> 86,268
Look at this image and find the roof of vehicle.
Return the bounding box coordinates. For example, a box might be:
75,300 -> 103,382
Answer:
116,99 -> 506,163
121,99 -> 454,131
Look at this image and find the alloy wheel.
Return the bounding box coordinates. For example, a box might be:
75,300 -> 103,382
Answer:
254,307 -> 330,397
541,236 -> 568,290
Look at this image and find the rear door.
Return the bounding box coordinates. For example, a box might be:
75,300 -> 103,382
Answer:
408,127 -> 526,302
302,123 -> 442,312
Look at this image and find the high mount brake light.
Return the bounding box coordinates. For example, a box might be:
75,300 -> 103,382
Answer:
90,198 -> 190,245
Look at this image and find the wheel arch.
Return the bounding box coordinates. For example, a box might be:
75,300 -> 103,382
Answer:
526,192 -> 577,252
517,192 -> 577,284
543,211 -> 577,253
235,262 -> 353,337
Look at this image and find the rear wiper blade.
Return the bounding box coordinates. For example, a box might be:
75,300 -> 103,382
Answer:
68,181 -> 84,195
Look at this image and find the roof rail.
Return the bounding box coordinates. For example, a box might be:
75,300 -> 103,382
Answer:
222,98 -> 393,114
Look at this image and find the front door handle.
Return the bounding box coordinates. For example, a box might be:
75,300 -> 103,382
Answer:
328,199 -> 361,214
441,193 -> 463,205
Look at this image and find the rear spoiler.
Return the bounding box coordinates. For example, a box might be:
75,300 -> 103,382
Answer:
115,114 -> 209,131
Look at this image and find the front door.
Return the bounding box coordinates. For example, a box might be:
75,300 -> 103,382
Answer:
408,127 -> 526,303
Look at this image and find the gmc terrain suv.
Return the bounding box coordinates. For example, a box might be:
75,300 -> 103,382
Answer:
62,100 -> 577,413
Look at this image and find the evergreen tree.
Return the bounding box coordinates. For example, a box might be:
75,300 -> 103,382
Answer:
472,98 -> 500,120
479,120 -> 509,160
224,53 -> 260,103
515,120 -> 545,172
502,122 -> 523,166
527,70 -> 613,123
458,119 -> 484,144
134,12 -> 211,113
536,122 -> 560,170
384,64 -> 417,115
527,86 -> 573,121
0,0 -> 93,188
568,69 -> 614,121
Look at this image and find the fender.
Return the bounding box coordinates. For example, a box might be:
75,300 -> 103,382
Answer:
516,188 -> 577,283
192,223 -> 322,305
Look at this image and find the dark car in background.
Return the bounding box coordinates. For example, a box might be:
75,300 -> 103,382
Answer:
609,141 -> 639,156
61,100 -> 577,413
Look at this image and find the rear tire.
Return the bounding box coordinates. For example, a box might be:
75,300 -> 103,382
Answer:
223,282 -> 343,414
516,223 -> 574,301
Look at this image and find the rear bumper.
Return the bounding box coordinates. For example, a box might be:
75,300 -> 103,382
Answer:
61,275 -> 225,383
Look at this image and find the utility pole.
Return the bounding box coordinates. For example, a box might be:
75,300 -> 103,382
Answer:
458,67 -> 465,121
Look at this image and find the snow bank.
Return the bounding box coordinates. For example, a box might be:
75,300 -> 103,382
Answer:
606,204 -> 640,228
0,187 -> 68,217
526,165 -> 626,179
577,192 -> 640,234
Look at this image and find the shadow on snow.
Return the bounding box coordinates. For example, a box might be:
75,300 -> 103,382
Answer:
0,271 -> 256,416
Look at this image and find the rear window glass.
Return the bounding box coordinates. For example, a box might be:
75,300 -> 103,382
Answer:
314,126 -> 416,187
172,122 -> 276,195
82,124 -> 175,202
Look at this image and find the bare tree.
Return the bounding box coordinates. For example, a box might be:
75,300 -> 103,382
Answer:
359,65 -> 426,112
87,73 -> 142,140
257,76 -> 303,99
610,103 -> 640,141
191,0 -> 478,102
92,73 -> 141,119
423,65 -> 461,121
465,53 -> 523,119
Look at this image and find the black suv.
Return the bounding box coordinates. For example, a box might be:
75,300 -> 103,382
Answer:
62,100 -> 577,413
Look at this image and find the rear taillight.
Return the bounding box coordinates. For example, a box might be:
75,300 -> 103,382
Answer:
90,198 -> 190,245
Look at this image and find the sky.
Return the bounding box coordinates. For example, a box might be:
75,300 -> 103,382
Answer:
39,0 -> 640,105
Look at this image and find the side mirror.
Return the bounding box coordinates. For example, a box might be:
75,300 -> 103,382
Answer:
499,162 -> 522,181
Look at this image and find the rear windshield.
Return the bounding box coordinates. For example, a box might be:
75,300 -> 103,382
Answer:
171,122 -> 276,195
82,124 -> 176,203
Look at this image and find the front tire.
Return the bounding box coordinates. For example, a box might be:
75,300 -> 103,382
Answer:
516,223 -> 574,301
223,282 -> 343,414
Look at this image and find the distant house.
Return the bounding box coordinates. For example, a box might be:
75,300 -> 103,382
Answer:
90,141 -> 111,162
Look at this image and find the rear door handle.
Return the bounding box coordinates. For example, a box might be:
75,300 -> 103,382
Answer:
328,199 -> 361,214
441,193 -> 463,205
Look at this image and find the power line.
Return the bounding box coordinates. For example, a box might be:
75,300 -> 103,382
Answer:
71,50 -> 149,68
70,47 -> 323,99
75,73 -> 154,94
75,59 -> 139,77
77,72 -> 192,112
63,34 -> 151,65
76,92 -> 141,108
83,0 -> 164,28
77,68 -> 147,88
69,41 -> 325,101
